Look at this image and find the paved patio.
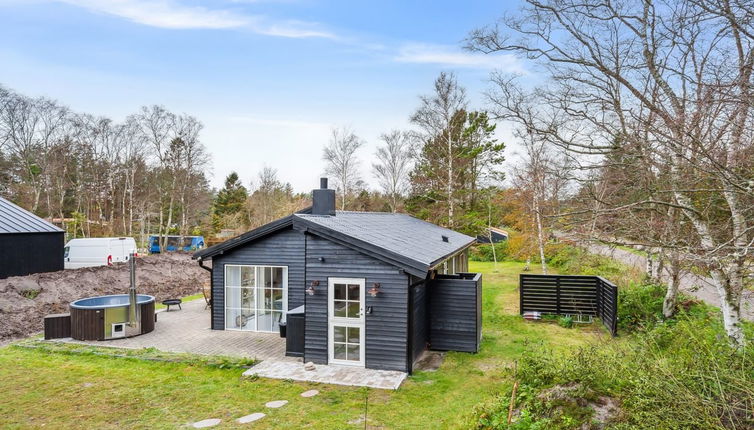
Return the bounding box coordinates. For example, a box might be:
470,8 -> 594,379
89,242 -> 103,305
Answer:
243,361 -> 407,390
54,298 -> 408,389
57,299 -> 296,361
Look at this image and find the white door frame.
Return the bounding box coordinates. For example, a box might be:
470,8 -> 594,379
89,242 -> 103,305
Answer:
327,277 -> 366,367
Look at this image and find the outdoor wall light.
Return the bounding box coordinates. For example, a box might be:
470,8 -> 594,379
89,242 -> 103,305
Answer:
306,280 -> 320,296
368,283 -> 381,297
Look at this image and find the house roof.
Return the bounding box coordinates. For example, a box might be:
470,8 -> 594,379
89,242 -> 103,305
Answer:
194,210 -> 475,276
0,197 -> 64,234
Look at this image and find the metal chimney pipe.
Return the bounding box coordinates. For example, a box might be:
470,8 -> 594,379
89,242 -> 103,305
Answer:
320,177 -> 328,189
128,252 -> 139,328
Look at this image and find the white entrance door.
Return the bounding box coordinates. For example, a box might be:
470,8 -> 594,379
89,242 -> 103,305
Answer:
328,278 -> 365,367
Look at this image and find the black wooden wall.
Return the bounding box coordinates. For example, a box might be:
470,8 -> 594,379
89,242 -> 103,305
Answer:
0,232 -> 64,279
428,273 -> 482,353
305,233 -> 409,372
410,281 -> 428,366
211,227 -> 305,330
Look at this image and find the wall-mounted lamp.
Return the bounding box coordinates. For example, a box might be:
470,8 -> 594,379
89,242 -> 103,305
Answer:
318,257 -> 325,262
368,282 -> 381,297
306,280 -> 320,296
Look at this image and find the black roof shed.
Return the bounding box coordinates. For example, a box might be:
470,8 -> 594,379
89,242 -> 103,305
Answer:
0,197 -> 65,279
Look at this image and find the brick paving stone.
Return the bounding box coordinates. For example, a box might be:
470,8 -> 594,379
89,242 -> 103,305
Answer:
244,361 -> 407,390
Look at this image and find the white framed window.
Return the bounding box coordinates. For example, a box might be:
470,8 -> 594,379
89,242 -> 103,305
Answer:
224,265 -> 287,332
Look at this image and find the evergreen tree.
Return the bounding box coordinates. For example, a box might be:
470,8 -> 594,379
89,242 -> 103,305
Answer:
213,172 -> 248,230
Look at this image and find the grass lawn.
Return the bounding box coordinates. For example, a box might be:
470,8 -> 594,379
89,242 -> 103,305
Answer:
0,261 -> 607,429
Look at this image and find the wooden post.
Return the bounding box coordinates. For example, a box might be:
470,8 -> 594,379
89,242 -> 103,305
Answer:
519,274 -> 524,315
555,276 -> 561,315
595,278 -> 602,320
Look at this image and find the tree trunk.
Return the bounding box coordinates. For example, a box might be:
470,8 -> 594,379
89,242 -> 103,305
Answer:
662,254 -> 681,318
710,266 -> 745,346
447,133 -> 454,228
533,191 -> 547,274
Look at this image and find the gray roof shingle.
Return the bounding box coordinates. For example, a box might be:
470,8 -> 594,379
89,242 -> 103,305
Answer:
0,197 -> 63,234
295,211 -> 475,267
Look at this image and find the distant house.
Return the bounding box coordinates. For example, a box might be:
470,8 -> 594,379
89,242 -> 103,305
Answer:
476,227 -> 509,244
194,179 -> 483,373
0,197 -> 65,279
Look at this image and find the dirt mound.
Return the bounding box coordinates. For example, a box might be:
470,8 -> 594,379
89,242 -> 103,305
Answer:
0,253 -> 210,342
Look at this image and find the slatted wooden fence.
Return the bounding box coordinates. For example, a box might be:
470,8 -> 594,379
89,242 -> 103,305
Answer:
519,274 -> 618,336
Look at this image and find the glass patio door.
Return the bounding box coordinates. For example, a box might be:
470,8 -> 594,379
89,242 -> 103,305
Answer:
225,265 -> 287,332
328,278 -> 365,367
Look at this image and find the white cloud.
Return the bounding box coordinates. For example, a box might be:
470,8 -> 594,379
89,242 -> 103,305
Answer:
394,43 -> 525,72
57,0 -> 336,38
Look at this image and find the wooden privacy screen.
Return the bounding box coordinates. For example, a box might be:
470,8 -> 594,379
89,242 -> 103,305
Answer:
429,272 -> 483,352
519,274 -> 618,336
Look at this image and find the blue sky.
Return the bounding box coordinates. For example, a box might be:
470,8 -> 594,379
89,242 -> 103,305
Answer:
0,0 -> 524,191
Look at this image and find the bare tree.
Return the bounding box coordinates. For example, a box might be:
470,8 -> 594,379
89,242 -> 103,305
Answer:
410,72 -> 468,227
372,130 -> 413,212
322,127 -> 364,210
468,0 -> 754,346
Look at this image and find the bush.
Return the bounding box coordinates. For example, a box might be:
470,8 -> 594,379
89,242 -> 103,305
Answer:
617,282 -> 666,331
548,246 -> 642,287
558,316 -> 574,329
470,242 -> 511,262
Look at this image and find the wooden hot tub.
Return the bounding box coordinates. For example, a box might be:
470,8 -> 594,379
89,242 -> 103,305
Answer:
69,294 -> 155,340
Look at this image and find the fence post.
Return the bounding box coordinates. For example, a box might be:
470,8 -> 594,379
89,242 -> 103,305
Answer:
596,278 -> 602,319
519,274 -> 524,315
555,276 -> 561,315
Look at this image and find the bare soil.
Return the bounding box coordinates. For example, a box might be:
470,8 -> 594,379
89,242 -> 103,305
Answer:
0,253 -> 210,342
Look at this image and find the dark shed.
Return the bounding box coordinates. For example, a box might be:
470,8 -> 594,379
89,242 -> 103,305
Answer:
0,197 -> 65,279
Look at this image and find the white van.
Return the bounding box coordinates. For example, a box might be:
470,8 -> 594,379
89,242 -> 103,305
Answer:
64,237 -> 138,269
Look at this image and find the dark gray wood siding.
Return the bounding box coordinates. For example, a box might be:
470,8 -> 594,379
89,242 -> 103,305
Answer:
0,232 -> 64,279
410,281 -> 428,365
429,273 -> 482,353
211,227 -> 305,330
305,233 -> 409,372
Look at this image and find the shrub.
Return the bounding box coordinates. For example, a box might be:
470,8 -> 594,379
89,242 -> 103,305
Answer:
616,282 -> 666,331
548,246 -> 642,287
470,242 -> 511,262
558,316 -> 574,329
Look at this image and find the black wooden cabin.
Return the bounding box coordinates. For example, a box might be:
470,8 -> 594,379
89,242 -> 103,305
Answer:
194,179 -> 482,373
0,197 -> 64,279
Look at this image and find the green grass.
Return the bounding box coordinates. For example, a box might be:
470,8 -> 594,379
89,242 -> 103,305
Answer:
0,261 -> 604,429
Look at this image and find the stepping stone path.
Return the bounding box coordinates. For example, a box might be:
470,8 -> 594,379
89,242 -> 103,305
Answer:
265,400 -> 288,408
192,418 -> 221,428
192,385 -> 321,426
237,413 -> 266,424
300,389 -> 319,398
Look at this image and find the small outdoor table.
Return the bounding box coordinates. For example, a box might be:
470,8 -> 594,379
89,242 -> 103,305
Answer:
162,298 -> 182,311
